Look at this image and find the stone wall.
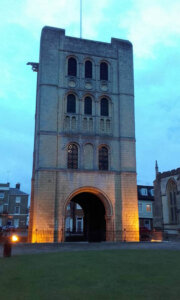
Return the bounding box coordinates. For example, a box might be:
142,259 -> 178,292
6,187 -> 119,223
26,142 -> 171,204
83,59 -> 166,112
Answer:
28,26 -> 139,243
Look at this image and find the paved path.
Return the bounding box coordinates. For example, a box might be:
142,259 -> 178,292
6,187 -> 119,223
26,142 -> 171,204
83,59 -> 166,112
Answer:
1,241 -> 180,257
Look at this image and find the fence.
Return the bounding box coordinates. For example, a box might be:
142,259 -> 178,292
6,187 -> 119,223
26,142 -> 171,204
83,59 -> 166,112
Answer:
2,228 -> 178,243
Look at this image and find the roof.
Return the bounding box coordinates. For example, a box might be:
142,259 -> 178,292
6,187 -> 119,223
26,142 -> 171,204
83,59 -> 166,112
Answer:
137,185 -> 154,201
9,188 -> 28,196
138,185 -> 153,189
156,167 -> 180,179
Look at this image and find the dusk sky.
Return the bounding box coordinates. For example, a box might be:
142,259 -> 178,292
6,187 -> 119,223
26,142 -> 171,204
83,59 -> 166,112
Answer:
0,0 -> 180,196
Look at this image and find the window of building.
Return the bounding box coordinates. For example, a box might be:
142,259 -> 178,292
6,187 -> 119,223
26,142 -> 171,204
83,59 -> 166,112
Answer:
84,96 -> 92,115
100,62 -> 108,80
67,144 -> 78,169
170,191 -> 177,223
76,204 -> 82,210
150,189 -> 154,196
99,146 -> 108,170
0,204 -> 3,213
67,94 -> 76,113
15,196 -> 21,203
146,204 -> 151,212
65,217 -> 73,232
7,220 -> 12,226
0,192 -> 4,198
76,217 -> 83,232
167,180 -> 177,224
85,60 -> 92,78
67,204 -> 71,210
3,205 -> 8,213
68,57 -> 77,76
138,203 -> 142,212
14,219 -> 19,228
100,98 -> 109,116
0,217 -> 2,227
15,206 -> 20,214
144,219 -> 151,230
141,188 -> 148,196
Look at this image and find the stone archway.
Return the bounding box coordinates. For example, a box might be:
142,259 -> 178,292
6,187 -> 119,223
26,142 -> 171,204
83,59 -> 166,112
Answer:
64,187 -> 113,242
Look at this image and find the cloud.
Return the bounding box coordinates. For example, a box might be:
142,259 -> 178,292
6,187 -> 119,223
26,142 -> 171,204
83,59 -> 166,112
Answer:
118,0 -> 180,58
5,0 -> 111,40
0,0 -> 180,190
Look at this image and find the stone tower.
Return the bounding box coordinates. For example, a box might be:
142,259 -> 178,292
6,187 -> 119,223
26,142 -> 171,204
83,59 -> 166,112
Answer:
28,26 -> 139,243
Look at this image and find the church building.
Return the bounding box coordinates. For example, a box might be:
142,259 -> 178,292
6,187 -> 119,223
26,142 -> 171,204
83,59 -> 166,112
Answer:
153,163 -> 180,239
28,26 -> 139,243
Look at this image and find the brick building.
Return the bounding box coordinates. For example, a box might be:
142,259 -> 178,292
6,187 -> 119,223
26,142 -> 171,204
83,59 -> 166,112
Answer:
28,26 -> 139,243
137,185 -> 154,230
0,183 -> 28,229
65,202 -> 84,241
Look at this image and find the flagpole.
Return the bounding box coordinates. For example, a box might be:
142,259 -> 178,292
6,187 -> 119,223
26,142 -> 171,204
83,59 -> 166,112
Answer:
80,0 -> 82,38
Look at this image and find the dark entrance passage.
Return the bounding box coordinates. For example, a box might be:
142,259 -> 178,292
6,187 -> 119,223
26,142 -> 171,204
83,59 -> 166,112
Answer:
65,192 -> 106,242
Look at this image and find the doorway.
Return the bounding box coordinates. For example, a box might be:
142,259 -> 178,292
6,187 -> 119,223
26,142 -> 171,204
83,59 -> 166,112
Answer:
65,192 -> 106,242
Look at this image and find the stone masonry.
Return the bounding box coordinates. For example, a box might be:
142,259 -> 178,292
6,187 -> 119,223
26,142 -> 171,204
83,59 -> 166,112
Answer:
28,26 -> 139,243
153,167 -> 180,238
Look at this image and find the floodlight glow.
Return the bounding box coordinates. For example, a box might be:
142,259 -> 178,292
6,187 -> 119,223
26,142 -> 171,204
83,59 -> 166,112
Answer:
11,235 -> 19,242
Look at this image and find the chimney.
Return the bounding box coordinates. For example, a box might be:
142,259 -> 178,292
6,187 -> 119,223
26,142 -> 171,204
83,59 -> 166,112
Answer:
16,183 -> 20,190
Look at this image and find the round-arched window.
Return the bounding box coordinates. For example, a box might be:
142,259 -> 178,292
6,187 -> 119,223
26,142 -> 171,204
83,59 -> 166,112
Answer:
67,144 -> 78,169
67,94 -> 76,113
85,60 -> 92,78
100,62 -> 108,80
99,146 -> 108,170
84,96 -> 92,115
100,98 -> 109,116
68,57 -> 77,76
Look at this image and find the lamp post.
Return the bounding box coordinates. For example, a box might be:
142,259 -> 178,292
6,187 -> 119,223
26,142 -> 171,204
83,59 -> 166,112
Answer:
3,231 -> 19,258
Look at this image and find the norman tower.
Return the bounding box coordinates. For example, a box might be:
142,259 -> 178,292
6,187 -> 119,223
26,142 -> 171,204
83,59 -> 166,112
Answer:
28,26 -> 139,242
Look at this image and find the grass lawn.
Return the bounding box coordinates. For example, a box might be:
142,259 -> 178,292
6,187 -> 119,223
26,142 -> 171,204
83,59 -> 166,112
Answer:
0,250 -> 180,300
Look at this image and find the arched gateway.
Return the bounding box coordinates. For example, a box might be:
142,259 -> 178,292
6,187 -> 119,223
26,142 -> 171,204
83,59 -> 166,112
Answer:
28,27 -> 139,243
64,188 -> 113,242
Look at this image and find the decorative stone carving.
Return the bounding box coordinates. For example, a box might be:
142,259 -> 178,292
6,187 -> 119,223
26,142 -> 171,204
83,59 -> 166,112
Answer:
68,80 -> 76,88
85,82 -> 92,90
100,83 -> 108,92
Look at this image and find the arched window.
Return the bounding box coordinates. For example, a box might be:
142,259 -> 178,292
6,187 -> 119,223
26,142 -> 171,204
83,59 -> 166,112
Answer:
99,146 -> 108,170
101,98 -> 109,116
67,144 -> 78,169
167,180 -> 177,224
100,62 -> 108,80
67,94 -> 76,113
85,60 -> 92,78
84,96 -> 92,115
68,57 -> 77,76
